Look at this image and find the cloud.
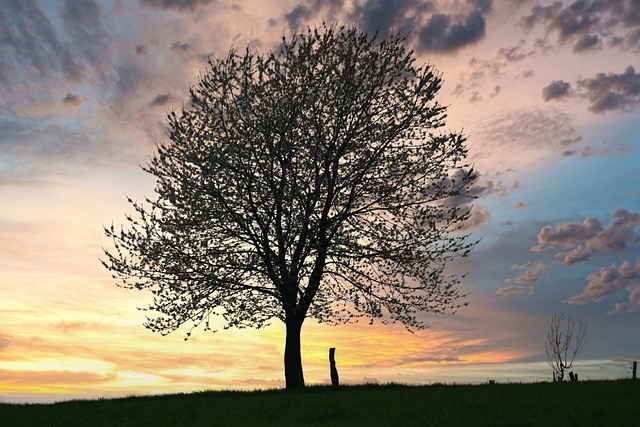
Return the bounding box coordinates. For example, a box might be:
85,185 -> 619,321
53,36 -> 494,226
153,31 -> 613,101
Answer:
418,9 -> 487,52
542,80 -> 571,101
0,333 -> 8,350
521,0 -> 640,53
283,0 -> 345,32
505,260 -> 546,284
150,93 -> 173,108
0,0 -> 85,90
139,0 -> 215,12
577,141 -> 634,158
0,369 -> 118,387
282,1 -> 491,54
503,261 -> 547,289
557,245 -> 592,266
565,258 -> 640,313
505,270 -> 539,284
348,0 -> 432,38
533,208 -> 640,257
498,40 -> 533,62
515,201 -> 528,210
54,320 -> 89,333
476,108 -> 582,156
440,173 -> 517,232
61,93 -> 86,108
496,285 -> 534,296
576,65 -> 640,113
533,216 -> 603,252
170,41 -> 192,52
573,33 -> 601,51
458,205 -> 492,232
284,4 -> 314,30
57,0 -> 110,76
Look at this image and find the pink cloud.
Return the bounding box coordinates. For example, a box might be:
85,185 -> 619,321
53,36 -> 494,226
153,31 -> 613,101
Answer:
565,258 -> 640,313
557,245 -> 592,266
531,208 -> 640,261
496,285 -> 534,296
505,260 -> 546,284
458,205 -> 492,232
505,270 -> 539,284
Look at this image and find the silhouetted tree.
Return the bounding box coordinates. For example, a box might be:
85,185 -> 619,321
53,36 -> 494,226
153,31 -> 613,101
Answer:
545,312 -> 587,381
103,24 -> 477,389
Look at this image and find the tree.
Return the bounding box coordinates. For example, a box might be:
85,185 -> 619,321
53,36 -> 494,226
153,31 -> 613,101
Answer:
545,312 -> 587,381
102,24 -> 477,389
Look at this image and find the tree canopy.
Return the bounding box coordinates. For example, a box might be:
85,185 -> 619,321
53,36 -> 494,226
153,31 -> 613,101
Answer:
103,24 -> 477,388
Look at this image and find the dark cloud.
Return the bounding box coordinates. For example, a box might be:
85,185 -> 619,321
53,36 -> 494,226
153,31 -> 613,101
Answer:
542,80 -> 571,101
0,0 -> 84,90
418,9 -> 487,52
619,28 -> 640,52
521,0 -> 640,53
136,44 -> 148,55
58,0 -> 110,75
470,0 -> 493,14
284,4 -> 314,30
150,93 -> 173,107
349,0 -> 432,38
576,65 -> 640,113
139,0 -> 215,12
573,33 -> 600,51
170,41 -> 192,52
283,0 -> 491,54
498,40 -> 534,62
283,0 -> 345,32
565,257 -> 640,313
61,93 -> 86,108
436,171 -> 497,232
113,63 -> 147,104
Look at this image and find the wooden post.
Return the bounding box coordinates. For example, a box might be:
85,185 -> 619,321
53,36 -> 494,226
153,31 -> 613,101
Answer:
633,361 -> 637,379
329,347 -> 339,388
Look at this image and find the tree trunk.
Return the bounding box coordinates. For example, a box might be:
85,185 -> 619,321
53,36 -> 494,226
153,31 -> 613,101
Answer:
329,347 -> 339,387
284,315 -> 305,389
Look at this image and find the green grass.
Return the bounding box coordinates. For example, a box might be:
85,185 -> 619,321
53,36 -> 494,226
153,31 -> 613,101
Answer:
1,380 -> 638,426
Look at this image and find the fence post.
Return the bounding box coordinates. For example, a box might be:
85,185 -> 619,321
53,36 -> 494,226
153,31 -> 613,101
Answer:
329,347 -> 339,388
633,361 -> 637,380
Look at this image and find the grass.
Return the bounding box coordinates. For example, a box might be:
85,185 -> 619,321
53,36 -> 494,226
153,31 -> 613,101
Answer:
1,380 -> 638,426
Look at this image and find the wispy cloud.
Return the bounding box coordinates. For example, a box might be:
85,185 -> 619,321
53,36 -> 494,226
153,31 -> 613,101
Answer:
496,285 -> 534,296
139,0 -> 217,13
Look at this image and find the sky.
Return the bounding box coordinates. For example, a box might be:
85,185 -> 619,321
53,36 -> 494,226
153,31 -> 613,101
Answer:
1,0 -> 639,403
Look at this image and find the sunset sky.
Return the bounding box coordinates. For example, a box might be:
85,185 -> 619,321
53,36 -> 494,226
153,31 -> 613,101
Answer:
1,0 -> 639,403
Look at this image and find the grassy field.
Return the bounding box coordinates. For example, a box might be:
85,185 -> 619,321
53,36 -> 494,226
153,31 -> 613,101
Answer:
1,380 -> 638,426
